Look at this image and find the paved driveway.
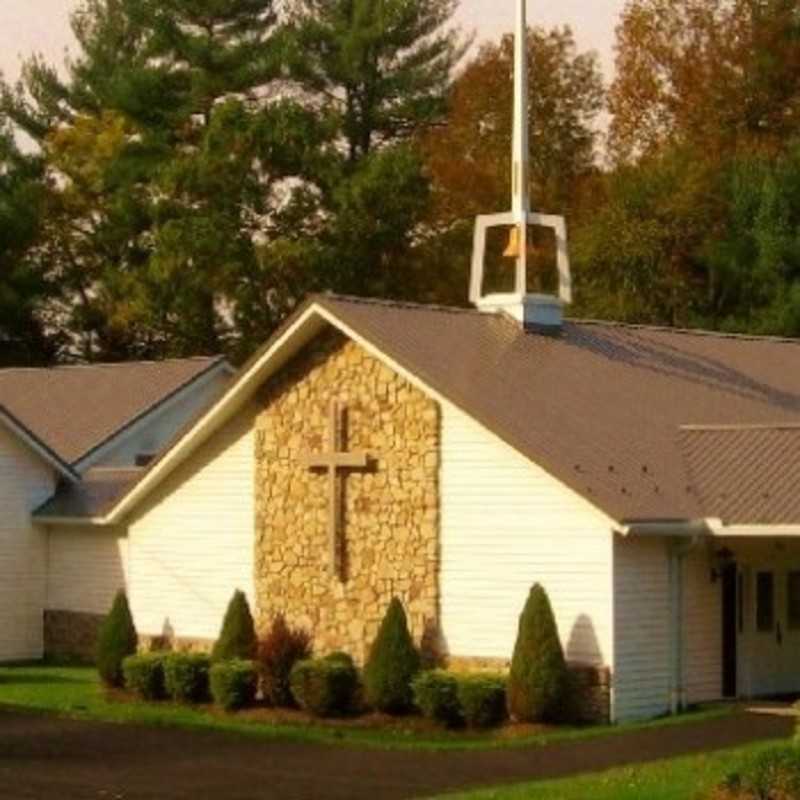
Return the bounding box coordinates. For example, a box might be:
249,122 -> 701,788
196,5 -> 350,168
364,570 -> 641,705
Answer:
0,710 -> 792,800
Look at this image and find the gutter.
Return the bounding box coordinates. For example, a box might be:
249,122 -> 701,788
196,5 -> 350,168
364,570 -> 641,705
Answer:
668,534 -> 704,714
615,518 -> 718,538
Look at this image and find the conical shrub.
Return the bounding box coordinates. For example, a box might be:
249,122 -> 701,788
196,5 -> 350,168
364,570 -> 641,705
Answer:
507,583 -> 568,722
363,598 -> 420,713
96,590 -> 138,688
212,589 -> 257,662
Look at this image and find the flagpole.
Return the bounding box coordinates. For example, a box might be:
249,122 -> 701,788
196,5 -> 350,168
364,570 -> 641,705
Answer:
511,0 -> 529,295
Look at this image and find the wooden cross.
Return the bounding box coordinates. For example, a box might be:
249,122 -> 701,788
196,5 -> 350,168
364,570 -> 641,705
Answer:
303,401 -> 369,579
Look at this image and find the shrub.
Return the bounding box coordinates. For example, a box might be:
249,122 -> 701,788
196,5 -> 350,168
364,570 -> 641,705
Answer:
122,653 -> 165,700
457,674 -> 507,729
209,659 -> 258,711
258,614 -> 312,707
211,590 -> 257,662
289,654 -> 359,717
96,591 -> 138,688
163,653 -> 211,703
363,598 -> 420,713
412,671 -> 462,727
507,584 -> 568,723
710,745 -> 800,799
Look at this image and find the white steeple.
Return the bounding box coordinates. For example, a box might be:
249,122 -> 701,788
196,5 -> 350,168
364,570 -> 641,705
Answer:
469,0 -> 572,328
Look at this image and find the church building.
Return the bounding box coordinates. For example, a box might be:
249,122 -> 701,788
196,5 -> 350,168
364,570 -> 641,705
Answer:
3,0 -> 800,725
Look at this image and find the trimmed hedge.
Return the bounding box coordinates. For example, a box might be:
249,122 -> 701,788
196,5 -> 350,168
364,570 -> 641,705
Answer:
412,670 -> 461,727
507,583 -> 568,723
212,590 -> 257,662
96,591 -> 138,688
163,653 -> 211,703
457,674 -> 507,729
290,653 -> 359,717
209,659 -> 258,711
258,614 -> 312,707
122,653 -> 165,700
363,598 -> 420,713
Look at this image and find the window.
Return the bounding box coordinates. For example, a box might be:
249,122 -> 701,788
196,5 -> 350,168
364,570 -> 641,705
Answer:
788,572 -> 800,630
756,572 -> 775,632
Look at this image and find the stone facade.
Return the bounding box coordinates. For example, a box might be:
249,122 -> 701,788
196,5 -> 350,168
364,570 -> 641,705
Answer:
254,331 -> 440,662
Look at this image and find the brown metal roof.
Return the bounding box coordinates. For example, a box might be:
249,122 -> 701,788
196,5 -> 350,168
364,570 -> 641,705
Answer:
37,295 -> 800,525
315,295 -> 800,523
35,468 -> 144,520
0,356 -> 227,465
678,426 -> 800,525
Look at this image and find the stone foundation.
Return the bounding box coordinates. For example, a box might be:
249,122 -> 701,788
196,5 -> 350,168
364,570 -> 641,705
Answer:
43,610 -> 214,662
138,634 -> 214,654
447,655 -> 611,724
566,663 -> 611,724
44,609 -> 105,663
254,331 -> 440,662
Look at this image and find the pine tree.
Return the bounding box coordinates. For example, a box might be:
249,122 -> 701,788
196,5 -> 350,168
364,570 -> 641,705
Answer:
279,0 -> 469,300
507,584 -> 568,723
212,590 -> 257,662
363,598 -> 420,713
96,590 -> 138,687
0,124 -> 56,366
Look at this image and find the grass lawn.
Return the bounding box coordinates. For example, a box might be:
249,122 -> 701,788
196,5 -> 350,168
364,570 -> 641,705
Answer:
0,663 -> 733,753
434,740 -> 787,800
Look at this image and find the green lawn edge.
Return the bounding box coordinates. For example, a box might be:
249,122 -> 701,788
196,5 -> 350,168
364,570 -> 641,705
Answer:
0,664 -> 734,753
428,739 -> 795,800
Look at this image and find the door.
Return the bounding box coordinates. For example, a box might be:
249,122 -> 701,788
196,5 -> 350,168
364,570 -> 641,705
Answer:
746,565 -> 800,697
721,564 -> 738,697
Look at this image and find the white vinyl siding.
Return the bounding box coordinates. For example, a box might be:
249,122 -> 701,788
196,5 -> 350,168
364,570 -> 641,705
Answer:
439,405 -> 614,670
683,546 -> 721,704
46,527 -> 128,615
126,404 -> 256,641
0,427 -> 55,661
613,536 -> 671,721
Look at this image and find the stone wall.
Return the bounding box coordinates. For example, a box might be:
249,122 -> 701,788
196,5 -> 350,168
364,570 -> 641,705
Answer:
43,610 -> 105,663
254,331 -> 440,663
447,655 -> 611,724
43,610 -> 214,663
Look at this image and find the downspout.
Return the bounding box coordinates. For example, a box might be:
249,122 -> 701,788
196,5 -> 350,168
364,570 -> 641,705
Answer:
669,535 -> 702,714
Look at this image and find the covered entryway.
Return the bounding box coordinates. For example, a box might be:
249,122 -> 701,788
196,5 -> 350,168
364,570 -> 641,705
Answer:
712,535 -> 800,700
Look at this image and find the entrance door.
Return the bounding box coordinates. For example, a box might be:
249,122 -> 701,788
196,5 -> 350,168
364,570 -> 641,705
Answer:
746,565 -> 800,697
721,564 -> 738,698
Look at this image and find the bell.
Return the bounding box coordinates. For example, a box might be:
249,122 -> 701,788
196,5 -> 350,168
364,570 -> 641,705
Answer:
503,225 -> 538,260
503,225 -> 522,259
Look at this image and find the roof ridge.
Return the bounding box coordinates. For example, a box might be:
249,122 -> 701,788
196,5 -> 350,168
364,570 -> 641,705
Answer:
316,293 -> 481,316
320,295 -> 800,343
0,355 -> 224,374
569,317 -> 800,344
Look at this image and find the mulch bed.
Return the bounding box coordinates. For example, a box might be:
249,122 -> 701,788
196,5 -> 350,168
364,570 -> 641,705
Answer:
0,708 -> 793,800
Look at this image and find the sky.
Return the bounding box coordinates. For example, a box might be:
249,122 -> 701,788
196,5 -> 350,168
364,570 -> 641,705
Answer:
0,0 -> 624,86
